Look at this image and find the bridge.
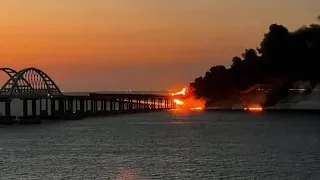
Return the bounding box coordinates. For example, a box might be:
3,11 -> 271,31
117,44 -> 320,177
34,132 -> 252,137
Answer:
0,67 -> 176,124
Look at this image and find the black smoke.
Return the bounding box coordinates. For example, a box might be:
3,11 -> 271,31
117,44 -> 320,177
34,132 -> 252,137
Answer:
190,22 -> 320,107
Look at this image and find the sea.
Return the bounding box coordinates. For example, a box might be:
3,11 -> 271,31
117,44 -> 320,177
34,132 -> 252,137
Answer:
1,110 -> 320,179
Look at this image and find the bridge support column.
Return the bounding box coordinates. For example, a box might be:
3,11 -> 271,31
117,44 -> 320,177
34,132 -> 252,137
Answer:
104,100 -> 107,111
51,99 -> 56,116
80,99 -> 85,114
145,99 -> 148,109
40,99 -> 48,117
137,99 -> 140,110
39,98 -> 42,115
32,99 -> 37,116
90,100 -> 93,112
103,100 -> 107,112
95,100 -> 98,112
117,100 -> 120,112
134,99 -> 137,110
110,100 -> 114,111
155,99 -> 157,109
124,100 -> 129,111
101,100 -> 104,111
75,100 -> 78,112
58,99 -> 65,116
86,100 -> 89,111
159,99 -> 162,109
121,100 -> 123,111
46,99 -> 49,115
93,100 -> 96,112
156,99 -> 158,109
5,100 -> 11,116
99,100 -> 103,112
23,99 -> 28,116
128,99 -> 133,111
84,100 -> 87,111
114,100 -> 117,111
109,100 -> 112,111
150,99 -> 152,109
165,99 -> 168,109
156,99 -> 159,109
67,99 -> 73,113
152,98 -> 156,109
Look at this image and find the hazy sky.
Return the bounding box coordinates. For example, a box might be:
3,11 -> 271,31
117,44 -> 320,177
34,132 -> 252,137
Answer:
0,0 -> 319,91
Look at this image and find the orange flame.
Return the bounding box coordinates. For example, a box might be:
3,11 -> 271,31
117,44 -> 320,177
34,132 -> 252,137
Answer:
171,87 -> 205,111
174,99 -> 184,105
171,88 -> 187,96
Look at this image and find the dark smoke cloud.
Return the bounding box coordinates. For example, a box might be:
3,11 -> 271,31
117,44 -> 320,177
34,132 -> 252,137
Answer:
190,23 -> 320,108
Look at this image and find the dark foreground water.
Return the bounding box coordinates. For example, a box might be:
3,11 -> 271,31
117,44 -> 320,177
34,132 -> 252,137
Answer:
1,110 -> 320,179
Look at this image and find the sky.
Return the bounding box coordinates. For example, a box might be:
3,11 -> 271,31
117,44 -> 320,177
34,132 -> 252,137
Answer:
0,0 -> 319,91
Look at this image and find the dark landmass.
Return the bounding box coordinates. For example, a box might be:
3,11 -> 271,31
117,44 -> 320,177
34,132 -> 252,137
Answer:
190,20 -> 320,107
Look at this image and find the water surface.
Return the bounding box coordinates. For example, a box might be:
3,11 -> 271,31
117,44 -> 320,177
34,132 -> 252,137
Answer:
1,111 -> 320,179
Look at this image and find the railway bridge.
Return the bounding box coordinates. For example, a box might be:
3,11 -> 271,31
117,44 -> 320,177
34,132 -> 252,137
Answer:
0,67 -> 175,124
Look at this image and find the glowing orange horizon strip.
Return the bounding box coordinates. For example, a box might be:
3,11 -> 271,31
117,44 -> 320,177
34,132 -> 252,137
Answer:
245,106 -> 263,112
190,107 -> 203,110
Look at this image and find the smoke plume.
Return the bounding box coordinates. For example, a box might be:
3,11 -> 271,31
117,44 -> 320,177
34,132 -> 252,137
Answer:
190,22 -> 320,108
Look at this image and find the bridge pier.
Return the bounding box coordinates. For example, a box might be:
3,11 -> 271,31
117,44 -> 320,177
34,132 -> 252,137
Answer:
116,99 -> 120,112
79,99 -> 85,114
5,100 -> 11,116
40,98 -> 48,117
51,99 -> 56,116
23,99 -> 28,116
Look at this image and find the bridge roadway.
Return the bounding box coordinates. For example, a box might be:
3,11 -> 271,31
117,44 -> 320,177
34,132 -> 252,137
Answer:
0,67 -> 176,124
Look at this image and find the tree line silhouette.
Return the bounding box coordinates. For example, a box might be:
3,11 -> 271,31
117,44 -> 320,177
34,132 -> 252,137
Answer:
190,22 -> 320,107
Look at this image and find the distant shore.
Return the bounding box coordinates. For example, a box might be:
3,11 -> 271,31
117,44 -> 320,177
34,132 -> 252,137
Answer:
205,108 -> 320,113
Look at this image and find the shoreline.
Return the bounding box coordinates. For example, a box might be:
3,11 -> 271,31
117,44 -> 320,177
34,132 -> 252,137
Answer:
205,108 -> 320,113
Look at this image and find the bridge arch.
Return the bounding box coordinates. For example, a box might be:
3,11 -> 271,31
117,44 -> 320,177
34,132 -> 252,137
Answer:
0,67 -> 63,97
0,68 -> 17,78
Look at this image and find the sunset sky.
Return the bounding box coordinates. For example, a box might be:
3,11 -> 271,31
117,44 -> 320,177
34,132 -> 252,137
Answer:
0,0 -> 319,91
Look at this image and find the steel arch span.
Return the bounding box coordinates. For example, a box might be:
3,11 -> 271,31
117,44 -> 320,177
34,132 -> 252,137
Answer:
0,68 -> 33,92
0,68 -> 17,78
0,67 -> 63,97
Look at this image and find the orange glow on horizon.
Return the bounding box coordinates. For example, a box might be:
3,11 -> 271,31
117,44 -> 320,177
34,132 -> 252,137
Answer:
244,104 -> 263,112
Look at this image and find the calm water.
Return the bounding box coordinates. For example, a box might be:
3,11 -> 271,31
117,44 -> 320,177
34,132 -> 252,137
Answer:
1,111 -> 320,179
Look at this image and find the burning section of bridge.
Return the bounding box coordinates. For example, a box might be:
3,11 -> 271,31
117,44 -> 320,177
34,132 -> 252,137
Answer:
171,87 -> 205,111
